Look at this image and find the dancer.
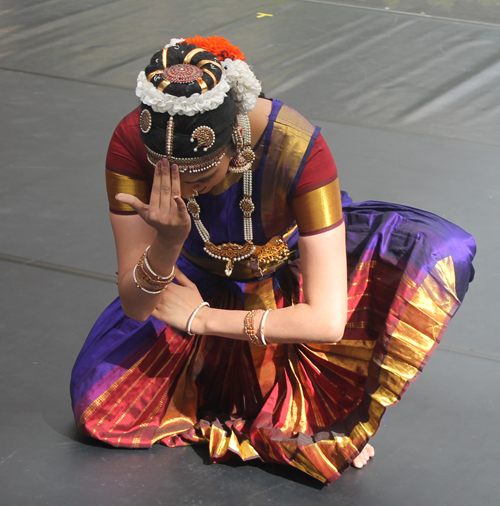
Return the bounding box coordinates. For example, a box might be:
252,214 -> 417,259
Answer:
70,36 -> 475,484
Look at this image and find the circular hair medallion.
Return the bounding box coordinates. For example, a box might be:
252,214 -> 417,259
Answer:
163,64 -> 203,84
140,109 -> 152,134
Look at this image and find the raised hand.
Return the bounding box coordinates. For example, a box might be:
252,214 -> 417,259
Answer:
115,159 -> 191,245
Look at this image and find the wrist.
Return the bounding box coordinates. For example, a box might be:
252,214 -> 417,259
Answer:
154,230 -> 187,249
188,304 -> 211,335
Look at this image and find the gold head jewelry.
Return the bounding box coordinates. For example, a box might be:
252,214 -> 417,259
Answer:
144,115 -> 225,174
191,126 -> 216,152
145,144 -> 226,173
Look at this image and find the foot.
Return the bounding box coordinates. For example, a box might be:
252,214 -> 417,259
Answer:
352,443 -> 375,469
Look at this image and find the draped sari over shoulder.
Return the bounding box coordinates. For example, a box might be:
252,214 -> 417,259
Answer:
71,99 -> 475,484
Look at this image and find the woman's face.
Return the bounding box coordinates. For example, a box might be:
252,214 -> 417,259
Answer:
179,152 -> 231,199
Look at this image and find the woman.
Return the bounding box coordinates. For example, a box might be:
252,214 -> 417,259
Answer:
70,36 -> 476,484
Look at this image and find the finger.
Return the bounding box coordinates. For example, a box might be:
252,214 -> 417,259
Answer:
149,161 -> 163,211
170,163 -> 182,200
173,195 -> 187,214
174,267 -> 196,288
115,193 -> 149,218
159,158 -> 172,214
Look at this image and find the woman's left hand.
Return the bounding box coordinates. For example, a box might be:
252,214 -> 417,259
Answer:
151,268 -> 205,331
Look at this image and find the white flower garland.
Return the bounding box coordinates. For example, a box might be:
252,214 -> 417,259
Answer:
136,71 -> 231,116
165,38 -> 185,48
222,58 -> 261,114
135,38 -> 262,116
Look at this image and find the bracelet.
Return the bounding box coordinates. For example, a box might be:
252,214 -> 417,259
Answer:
244,309 -> 266,347
134,247 -> 176,291
258,309 -> 272,345
133,264 -> 165,295
136,262 -> 171,289
186,302 -> 210,336
143,246 -> 176,281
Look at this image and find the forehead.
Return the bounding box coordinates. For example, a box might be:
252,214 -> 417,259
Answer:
179,156 -> 229,183
179,163 -> 221,183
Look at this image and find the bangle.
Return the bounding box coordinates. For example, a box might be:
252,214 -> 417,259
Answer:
258,309 -> 272,345
134,247 -> 176,291
136,262 -> 171,289
244,309 -> 266,347
133,264 -> 164,295
143,246 -> 176,281
186,302 -> 210,336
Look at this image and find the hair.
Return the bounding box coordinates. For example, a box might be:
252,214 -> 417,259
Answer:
140,44 -> 237,159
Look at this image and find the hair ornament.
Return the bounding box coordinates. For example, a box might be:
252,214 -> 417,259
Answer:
164,64 -> 203,84
145,144 -> 226,173
136,71 -> 230,116
164,38 -> 185,49
139,109 -> 152,134
184,36 -> 246,62
190,126 -> 215,152
136,36 -> 261,116
184,36 -> 260,113
222,58 -> 261,114
165,117 -> 174,158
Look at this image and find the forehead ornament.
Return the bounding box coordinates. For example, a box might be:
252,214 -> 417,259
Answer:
190,126 -> 215,152
163,64 -> 203,84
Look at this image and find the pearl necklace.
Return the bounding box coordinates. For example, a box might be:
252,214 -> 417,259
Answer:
186,115 -> 256,277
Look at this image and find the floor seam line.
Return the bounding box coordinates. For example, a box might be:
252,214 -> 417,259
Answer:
301,0 -> 500,28
0,252 -> 116,283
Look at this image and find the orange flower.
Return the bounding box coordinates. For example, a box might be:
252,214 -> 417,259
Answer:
184,35 -> 246,61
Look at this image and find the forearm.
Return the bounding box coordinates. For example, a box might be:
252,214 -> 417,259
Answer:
118,233 -> 184,321
193,302 -> 346,344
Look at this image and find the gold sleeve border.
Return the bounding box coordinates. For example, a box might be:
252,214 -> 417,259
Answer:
291,179 -> 343,235
106,169 -> 151,214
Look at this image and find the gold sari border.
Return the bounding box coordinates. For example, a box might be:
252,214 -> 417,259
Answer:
106,169 -> 151,214
291,178 -> 343,235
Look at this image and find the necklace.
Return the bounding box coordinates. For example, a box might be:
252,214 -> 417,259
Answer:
187,115 -> 256,277
186,114 -> 290,277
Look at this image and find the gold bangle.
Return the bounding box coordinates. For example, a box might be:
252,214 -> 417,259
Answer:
244,309 -> 266,347
136,261 -> 171,289
133,265 -> 165,295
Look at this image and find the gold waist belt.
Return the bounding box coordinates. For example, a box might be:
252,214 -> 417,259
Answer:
182,226 -> 297,280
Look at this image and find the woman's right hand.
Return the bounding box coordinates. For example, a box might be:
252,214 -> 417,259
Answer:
115,159 -> 191,245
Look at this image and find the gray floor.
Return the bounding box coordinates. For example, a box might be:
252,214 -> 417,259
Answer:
1,1 -> 499,504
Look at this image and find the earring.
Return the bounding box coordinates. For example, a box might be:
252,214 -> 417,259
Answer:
228,126 -> 255,173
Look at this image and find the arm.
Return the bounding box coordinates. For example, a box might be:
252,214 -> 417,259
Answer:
111,160 -> 191,321
152,224 -> 347,344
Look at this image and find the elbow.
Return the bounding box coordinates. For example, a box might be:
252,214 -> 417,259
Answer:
120,300 -> 151,322
322,324 -> 345,343
316,315 -> 346,344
